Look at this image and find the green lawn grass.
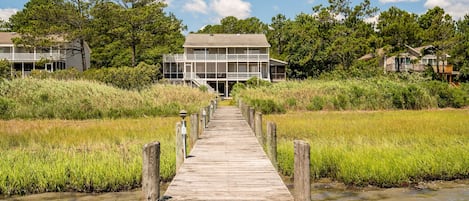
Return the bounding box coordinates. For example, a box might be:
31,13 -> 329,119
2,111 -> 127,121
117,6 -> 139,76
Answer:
265,109 -> 469,187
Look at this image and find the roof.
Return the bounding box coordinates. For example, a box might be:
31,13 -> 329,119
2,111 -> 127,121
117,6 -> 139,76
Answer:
270,58 -> 287,66
184,34 -> 270,48
0,32 -> 18,45
0,32 -> 67,45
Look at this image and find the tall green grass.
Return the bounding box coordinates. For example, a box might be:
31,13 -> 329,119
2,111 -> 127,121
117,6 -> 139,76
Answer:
236,79 -> 469,114
0,117 -> 190,196
0,78 -> 214,119
265,110 -> 469,187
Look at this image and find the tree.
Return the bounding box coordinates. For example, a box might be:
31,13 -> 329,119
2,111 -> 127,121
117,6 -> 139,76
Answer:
418,7 -> 455,44
267,14 -> 289,59
377,7 -> 422,52
198,16 -> 268,34
89,0 -> 185,67
10,0 -> 92,70
452,15 -> 469,82
418,7 -> 456,75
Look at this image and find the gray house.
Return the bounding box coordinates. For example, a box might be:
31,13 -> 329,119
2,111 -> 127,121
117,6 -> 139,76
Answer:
0,32 -> 91,77
163,34 -> 286,97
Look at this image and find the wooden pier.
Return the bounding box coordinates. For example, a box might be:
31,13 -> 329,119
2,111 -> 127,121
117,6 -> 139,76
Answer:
163,106 -> 293,201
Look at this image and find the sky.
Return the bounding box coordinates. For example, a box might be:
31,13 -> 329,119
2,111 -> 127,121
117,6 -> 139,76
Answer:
1,0 -> 469,33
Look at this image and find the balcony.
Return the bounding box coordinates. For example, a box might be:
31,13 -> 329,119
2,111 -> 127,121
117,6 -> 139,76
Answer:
0,53 -> 65,62
164,54 -> 269,63
164,72 -> 263,81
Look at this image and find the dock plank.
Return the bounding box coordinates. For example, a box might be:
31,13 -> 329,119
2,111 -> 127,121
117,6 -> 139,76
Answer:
163,106 -> 293,201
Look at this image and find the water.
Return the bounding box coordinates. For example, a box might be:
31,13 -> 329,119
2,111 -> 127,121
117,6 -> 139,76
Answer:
2,180 -> 469,201
308,179 -> 469,201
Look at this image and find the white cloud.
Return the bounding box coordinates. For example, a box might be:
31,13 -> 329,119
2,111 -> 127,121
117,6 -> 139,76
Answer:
424,0 -> 469,18
379,0 -> 419,3
211,0 -> 251,19
183,0 -> 208,14
307,0 -> 315,4
0,8 -> 18,22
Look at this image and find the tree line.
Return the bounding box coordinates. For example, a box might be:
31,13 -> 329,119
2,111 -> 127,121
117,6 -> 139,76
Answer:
2,0 -> 469,81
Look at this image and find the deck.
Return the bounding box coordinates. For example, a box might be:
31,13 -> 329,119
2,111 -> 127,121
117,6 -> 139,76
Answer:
163,106 -> 293,201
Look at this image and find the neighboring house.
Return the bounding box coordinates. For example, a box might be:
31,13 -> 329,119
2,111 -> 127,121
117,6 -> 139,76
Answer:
163,34 -> 287,97
0,32 -> 91,77
360,45 -> 458,82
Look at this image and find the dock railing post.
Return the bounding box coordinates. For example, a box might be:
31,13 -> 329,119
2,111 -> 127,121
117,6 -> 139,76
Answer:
190,113 -> 198,148
175,122 -> 184,172
210,101 -> 214,119
206,105 -> 211,123
255,111 -> 263,145
142,141 -> 160,201
199,108 -> 205,134
249,107 -> 255,130
266,122 -> 277,170
294,140 -> 311,201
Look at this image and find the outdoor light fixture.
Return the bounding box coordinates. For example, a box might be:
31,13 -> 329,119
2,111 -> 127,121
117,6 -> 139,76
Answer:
179,110 -> 187,158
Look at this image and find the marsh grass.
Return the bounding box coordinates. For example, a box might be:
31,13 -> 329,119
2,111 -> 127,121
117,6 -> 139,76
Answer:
237,79 -> 469,114
0,79 -> 214,119
0,117 -> 194,196
265,109 -> 469,187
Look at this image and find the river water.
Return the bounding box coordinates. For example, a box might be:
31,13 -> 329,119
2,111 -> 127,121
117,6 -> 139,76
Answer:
2,180 -> 468,201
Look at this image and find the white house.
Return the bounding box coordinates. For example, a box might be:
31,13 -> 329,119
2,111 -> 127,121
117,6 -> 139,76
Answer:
0,32 -> 91,77
163,34 -> 286,97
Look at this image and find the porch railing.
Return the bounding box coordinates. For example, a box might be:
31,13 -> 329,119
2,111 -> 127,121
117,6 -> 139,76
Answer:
164,54 -> 269,62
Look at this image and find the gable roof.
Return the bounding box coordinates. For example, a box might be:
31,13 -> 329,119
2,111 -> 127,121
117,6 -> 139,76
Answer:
0,32 -> 18,45
184,34 -> 270,48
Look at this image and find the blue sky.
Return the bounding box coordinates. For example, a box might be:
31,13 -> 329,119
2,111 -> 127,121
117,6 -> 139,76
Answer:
1,0 -> 469,33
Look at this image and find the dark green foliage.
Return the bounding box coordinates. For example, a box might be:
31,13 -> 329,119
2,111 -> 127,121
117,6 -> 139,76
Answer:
0,97 -> 15,118
30,63 -> 160,90
82,62 -> 159,90
0,59 -> 10,80
422,81 -> 469,108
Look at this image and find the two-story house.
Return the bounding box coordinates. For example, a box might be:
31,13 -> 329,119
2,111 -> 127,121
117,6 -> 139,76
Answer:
0,32 -> 91,77
163,34 -> 286,97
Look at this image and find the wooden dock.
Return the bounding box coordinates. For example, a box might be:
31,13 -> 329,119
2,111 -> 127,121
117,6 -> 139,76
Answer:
163,106 -> 294,201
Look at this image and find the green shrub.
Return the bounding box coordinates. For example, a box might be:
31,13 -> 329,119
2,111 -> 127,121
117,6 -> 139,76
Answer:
0,97 -> 15,118
286,98 -> 297,107
307,96 -> 325,111
246,77 -> 271,87
249,99 -> 285,114
0,59 -> 10,80
198,85 -> 208,92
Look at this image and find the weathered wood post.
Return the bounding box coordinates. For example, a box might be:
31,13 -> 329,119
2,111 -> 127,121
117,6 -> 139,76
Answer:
255,111 -> 263,145
199,108 -> 205,134
244,105 -> 250,124
249,107 -> 255,130
190,113 -> 198,148
210,101 -> 214,119
142,141 -> 160,201
294,140 -> 311,201
206,105 -> 211,123
175,122 -> 184,172
266,122 -> 277,170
